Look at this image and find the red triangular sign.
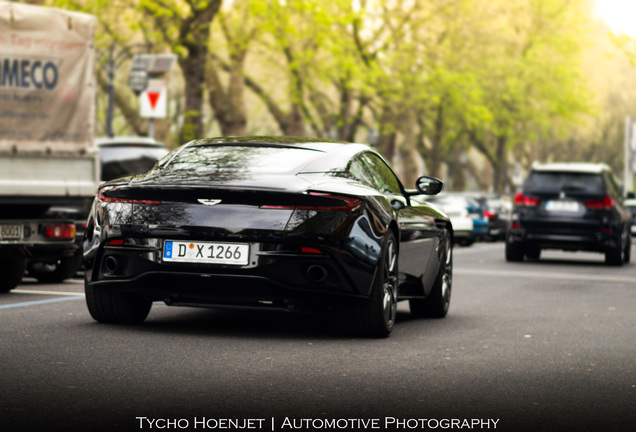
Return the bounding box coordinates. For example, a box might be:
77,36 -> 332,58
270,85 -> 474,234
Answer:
147,91 -> 160,110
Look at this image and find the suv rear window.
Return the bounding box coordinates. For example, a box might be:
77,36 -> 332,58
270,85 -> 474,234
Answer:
524,172 -> 604,195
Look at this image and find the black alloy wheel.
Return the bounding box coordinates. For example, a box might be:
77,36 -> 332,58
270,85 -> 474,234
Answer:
339,231 -> 398,338
410,230 -> 452,318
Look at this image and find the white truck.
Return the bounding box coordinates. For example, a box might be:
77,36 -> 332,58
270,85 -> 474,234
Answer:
0,2 -> 99,291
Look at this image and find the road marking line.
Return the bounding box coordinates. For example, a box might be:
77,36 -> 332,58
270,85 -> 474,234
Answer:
455,268 -> 636,284
454,244 -> 503,254
0,296 -> 84,310
12,289 -> 85,296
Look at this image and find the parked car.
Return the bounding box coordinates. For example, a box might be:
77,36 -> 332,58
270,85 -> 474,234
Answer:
506,162 -> 631,265
83,136 -> 453,337
624,198 -> 636,236
482,195 -> 512,241
428,194 -> 488,242
427,200 -> 474,246
25,137 -> 169,283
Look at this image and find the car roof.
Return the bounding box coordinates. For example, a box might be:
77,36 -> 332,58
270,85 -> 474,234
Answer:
531,162 -> 610,174
95,136 -> 166,148
158,135 -> 378,176
191,135 -> 355,152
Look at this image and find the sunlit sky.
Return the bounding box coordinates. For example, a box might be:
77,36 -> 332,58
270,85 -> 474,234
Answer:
595,0 -> 636,37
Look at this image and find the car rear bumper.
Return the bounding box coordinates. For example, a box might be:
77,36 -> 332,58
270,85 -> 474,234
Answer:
507,228 -> 619,252
85,240 -> 377,308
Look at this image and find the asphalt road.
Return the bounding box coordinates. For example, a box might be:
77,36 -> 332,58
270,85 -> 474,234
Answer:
1,243 -> 635,432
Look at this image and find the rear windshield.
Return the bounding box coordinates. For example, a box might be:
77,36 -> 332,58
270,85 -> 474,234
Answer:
162,145 -> 320,174
524,172 -> 604,195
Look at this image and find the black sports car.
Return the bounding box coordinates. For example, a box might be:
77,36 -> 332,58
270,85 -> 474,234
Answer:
83,136 -> 453,337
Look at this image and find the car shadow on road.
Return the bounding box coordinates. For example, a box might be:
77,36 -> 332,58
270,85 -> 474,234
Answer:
80,304 -> 451,340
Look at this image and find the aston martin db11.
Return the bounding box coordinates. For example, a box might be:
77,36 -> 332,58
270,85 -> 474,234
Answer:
83,136 -> 453,337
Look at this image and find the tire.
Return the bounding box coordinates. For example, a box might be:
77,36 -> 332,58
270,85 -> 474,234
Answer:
28,251 -> 83,283
457,237 -> 475,247
85,282 -> 152,324
505,237 -> 524,262
605,237 -> 623,266
410,230 -> 452,318
525,248 -> 541,260
0,256 -> 26,293
623,234 -> 631,264
338,231 -> 398,338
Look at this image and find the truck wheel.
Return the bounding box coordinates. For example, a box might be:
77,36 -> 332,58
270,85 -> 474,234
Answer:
0,256 -> 26,293
85,283 -> 152,324
28,252 -> 83,283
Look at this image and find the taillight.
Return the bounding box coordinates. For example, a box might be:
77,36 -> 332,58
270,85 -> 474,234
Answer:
301,247 -> 322,254
261,193 -> 362,211
484,210 -> 497,219
44,224 -> 76,239
584,196 -> 614,210
514,192 -> 540,207
98,188 -> 161,205
300,193 -> 362,211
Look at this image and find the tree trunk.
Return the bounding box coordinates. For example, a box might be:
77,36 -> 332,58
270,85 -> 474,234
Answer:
285,105 -> 305,136
208,50 -> 248,137
427,102 -> 445,178
177,0 -> 222,143
447,147 -> 466,191
377,105 -> 396,161
493,135 -> 508,192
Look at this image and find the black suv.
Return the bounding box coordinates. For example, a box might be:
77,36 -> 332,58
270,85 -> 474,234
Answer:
506,162 -> 631,265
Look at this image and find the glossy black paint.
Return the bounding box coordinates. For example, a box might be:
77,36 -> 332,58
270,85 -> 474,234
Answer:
84,136 -> 451,316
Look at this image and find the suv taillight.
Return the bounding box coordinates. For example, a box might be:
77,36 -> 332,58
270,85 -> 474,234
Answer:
584,195 -> 614,210
514,192 -> 540,207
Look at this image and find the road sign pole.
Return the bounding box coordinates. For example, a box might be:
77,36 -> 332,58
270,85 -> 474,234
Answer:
149,118 -> 155,139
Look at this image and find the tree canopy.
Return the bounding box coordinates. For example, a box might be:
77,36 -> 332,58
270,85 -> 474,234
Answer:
45,0 -> 636,192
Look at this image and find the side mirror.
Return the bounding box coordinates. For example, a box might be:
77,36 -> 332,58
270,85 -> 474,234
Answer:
415,176 -> 443,196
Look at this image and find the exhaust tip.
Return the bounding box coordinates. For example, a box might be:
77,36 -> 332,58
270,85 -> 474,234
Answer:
307,265 -> 328,283
104,255 -> 120,274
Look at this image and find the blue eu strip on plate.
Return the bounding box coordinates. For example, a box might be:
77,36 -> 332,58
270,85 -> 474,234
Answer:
164,241 -> 173,258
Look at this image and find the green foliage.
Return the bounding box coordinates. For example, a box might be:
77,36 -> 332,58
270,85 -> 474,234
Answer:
44,0 -> 634,190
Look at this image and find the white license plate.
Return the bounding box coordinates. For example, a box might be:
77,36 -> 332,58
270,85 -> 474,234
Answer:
0,224 -> 21,239
546,200 -> 580,212
163,240 -> 249,265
